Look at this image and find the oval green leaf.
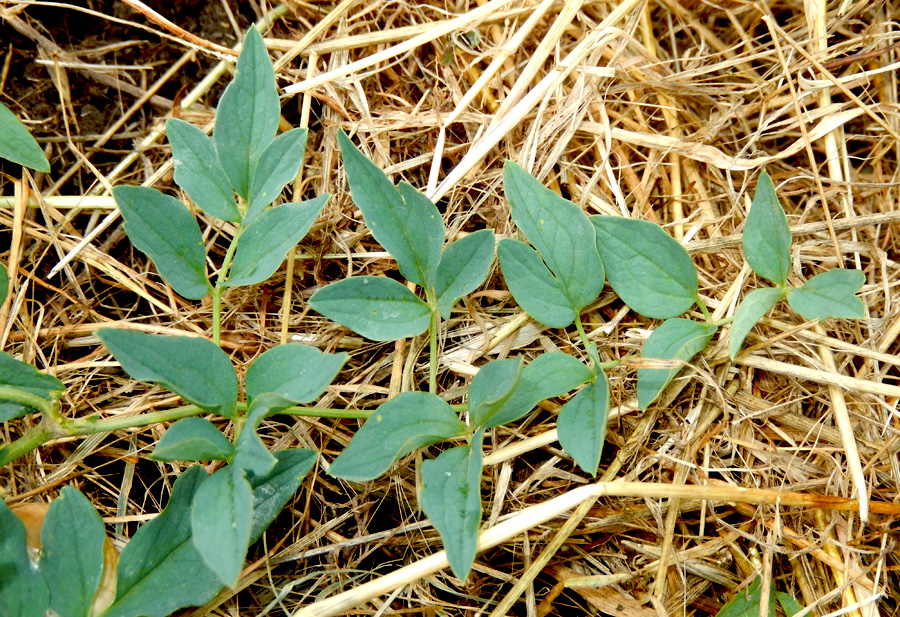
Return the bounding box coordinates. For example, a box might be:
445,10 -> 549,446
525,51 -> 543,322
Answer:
503,162 -> 604,313
0,351 -> 64,422
468,358 -> 523,427
591,216 -> 697,319
245,344 -> 347,406
637,318 -> 716,409
498,238 -> 574,328
558,373 -> 610,475
112,185 -> 209,300
166,118 -> 240,222
729,286 -> 785,358
40,487 -> 107,617
191,467 -> 253,587
213,25 -> 280,199
328,391 -> 465,482
420,440 -> 483,581
0,499 -> 50,617
248,449 -> 317,543
97,329 -> 238,419
744,170 -> 791,286
151,418 -> 235,462
309,276 -> 431,341
338,130 -> 443,288
0,101 -> 50,172
225,195 -> 328,287
245,128 -> 308,224
435,229 -> 495,319
786,269 -> 865,320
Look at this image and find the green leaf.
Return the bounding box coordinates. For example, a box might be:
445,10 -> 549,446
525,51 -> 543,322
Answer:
729,287 -> 785,358
328,391 -> 465,482
497,238 -> 574,328
434,229 -> 495,319
245,128 -> 308,223
191,466 -> 253,587
776,592 -> 804,617
787,269 -> 865,320
420,439 -> 483,581
0,261 -> 8,306
0,101 -> 50,172
112,185 -> 209,300
484,352 -> 593,428
245,344 -> 347,406
106,467 -> 222,617
214,25 -> 280,199
231,395 -> 281,477
309,276 -> 431,341
248,449 -> 317,543
0,351 -> 64,422
0,499 -> 50,617
503,162 -> 604,316
590,216 -> 698,319
39,487 -> 106,617
715,577 -> 775,617
166,118 -> 240,222
97,329 -> 239,419
337,130 -> 443,287
225,195 -> 328,287
151,418 -> 234,462
637,319 -> 716,410
557,373 -> 610,475
744,170 -> 791,286
468,358 -> 523,427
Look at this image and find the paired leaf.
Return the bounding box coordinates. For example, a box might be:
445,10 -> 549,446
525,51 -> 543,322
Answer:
0,101 -> 50,172
309,276 -> 431,341
151,418 -> 234,462
787,269 -> 865,320
729,287 -> 785,358
97,329 -> 239,419
106,467 -> 221,617
0,351 -> 64,422
248,449 -> 317,543
166,118 -> 240,222
112,185 -> 209,300
337,130 -> 443,287
328,391 -> 465,482
502,162 -> 604,324
468,358 -> 523,427
434,229 -> 495,319
637,319 -> 716,410
40,488 -> 106,617
591,216 -> 697,319
420,439 -> 484,581
214,25 -> 280,198
483,353 -> 593,428
744,170 -> 791,286
245,343 -> 347,406
225,195 -> 328,286
191,467 -> 253,587
497,239 -> 576,328
0,499 -> 50,617
245,128 -> 308,223
557,373 -> 610,475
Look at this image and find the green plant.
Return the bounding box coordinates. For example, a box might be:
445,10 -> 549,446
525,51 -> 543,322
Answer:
0,100 -> 51,173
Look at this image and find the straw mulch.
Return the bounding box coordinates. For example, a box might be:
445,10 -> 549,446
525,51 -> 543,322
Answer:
1,0 -> 899,615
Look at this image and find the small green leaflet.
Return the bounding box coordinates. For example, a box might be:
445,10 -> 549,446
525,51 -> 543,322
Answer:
0,100 -> 50,172
786,269 -> 865,320
637,319 -> 716,409
590,216 -> 697,319
309,276 -> 431,341
247,449 -> 317,543
39,487 -> 107,617
245,128 -> 308,223
214,25 -> 280,199
498,238 -> 575,328
166,118 -> 240,223
231,394 -> 284,477
245,343 -> 348,406
434,229 -> 495,319
112,185 -> 209,300
468,358 -> 523,427
744,170 -> 791,287
0,499 -> 49,617
420,437 -> 484,581
328,391 -> 465,482
0,351 -> 64,422
715,577 -> 776,617
729,287 -> 785,358
557,373 -> 610,475
97,329 -> 239,419
225,195 -> 328,287
151,418 -> 235,462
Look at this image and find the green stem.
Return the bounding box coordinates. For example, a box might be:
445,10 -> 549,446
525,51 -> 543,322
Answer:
212,226 -> 245,346
0,424 -> 58,467
696,297 -> 712,324
426,289 -> 438,395
574,315 -> 591,350
0,386 -> 56,416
